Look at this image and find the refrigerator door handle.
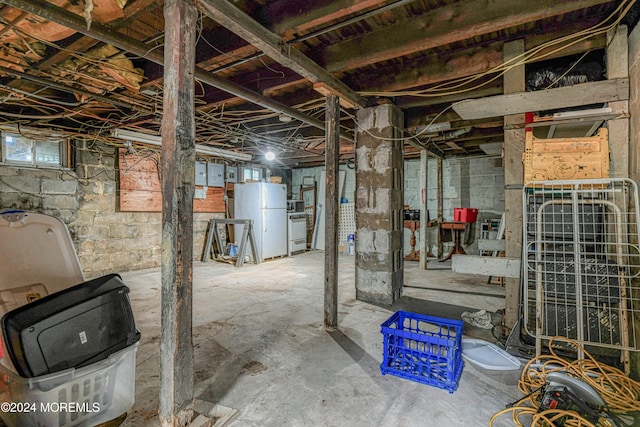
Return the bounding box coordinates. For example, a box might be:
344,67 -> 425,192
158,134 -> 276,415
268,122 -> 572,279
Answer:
263,186 -> 268,210
263,208 -> 267,232
262,185 -> 268,232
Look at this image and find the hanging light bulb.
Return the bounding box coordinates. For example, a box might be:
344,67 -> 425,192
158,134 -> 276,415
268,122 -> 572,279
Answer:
265,150 -> 276,161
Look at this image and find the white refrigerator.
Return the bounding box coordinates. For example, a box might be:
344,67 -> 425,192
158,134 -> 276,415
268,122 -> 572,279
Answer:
234,182 -> 287,261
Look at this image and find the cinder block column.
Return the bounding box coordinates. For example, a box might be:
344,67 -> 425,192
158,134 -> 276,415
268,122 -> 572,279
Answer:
355,104 -> 404,305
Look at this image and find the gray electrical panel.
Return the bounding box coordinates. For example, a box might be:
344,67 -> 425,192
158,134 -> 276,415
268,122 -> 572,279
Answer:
207,163 -> 225,187
195,161 -> 207,186
225,166 -> 237,183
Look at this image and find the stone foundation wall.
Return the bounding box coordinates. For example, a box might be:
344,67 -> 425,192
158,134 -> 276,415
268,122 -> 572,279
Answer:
0,141 -> 218,279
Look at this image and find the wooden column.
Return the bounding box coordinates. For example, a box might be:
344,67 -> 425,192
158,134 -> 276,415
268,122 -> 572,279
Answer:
160,0 -> 196,425
631,22 -> 640,186
324,95 -> 340,330
437,158 -> 443,259
419,150 -> 428,270
607,25 -> 629,178
503,39 -> 525,329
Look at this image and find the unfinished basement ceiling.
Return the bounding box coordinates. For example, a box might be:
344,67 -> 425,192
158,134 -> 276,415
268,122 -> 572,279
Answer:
0,0 -> 637,166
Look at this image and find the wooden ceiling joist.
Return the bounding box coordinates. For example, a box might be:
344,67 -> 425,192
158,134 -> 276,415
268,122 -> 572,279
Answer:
357,25 -> 607,95
197,0 -> 366,109
1,0 -> 329,132
322,0 -> 612,72
263,0 -> 393,39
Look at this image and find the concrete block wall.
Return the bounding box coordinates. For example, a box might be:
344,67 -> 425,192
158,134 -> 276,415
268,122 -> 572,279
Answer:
404,156 -> 505,256
291,155 -> 505,258
0,141 -> 218,279
354,104 -> 404,305
404,156 -> 504,218
0,166 -> 79,224
291,164 -> 356,203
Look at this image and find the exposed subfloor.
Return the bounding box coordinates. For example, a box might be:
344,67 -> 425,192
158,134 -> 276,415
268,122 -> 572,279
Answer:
121,251 -> 521,427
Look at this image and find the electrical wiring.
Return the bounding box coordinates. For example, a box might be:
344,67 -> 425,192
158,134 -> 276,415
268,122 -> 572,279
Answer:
489,336 -> 640,427
0,84 -> 142,130
360,0 -> 636,98
340,0 -> 636,151
343,103 -> 455,145
0,110 -> 81,120
0,83 -> 82,108
194,12 -> 254,65
0,17 -> 147,88
543,50 -> 593,90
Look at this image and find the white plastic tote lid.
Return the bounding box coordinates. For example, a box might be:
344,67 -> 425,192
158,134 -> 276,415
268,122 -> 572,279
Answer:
0,211 -> 83,296
462,338 -> 522,371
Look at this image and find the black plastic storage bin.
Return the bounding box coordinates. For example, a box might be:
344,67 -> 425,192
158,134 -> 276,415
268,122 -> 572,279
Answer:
2,274 -> 140,378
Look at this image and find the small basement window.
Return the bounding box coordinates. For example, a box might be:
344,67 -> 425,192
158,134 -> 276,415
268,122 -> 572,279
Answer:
242,166 -> 262,182
1,131 -> 69,168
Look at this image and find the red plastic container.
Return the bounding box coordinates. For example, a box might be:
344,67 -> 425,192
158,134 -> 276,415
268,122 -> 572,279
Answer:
454,208 -> 478,223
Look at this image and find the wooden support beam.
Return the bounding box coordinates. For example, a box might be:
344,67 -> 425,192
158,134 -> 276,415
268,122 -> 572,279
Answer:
419,150 -> 428,270
437,158 -> 443,259
359,28 -> 605,95
503,39 -> 525,329
234,23 -> 604,109
0,10 -> 28,38
313,83 -> 357,109
451,255 -> 520,278
453,78 -> 629,120
324,95 -> 340,330
322,0 -> 611,72
265,0 -> 389,38
30,0 -> 158,72
159,0 -> 196,425
197,0 -> 365,109
631,20 -> 640,186
607,25 -> 629,178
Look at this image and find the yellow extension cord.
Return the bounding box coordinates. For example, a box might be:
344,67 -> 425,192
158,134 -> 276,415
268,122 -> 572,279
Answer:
489,337 -> 640,427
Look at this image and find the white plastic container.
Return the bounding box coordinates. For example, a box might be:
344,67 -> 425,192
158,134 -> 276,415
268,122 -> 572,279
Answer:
462,338 -> 523,385
0,212 -> 84,295
0,343 -> 138,427
0,212 -> 85,373
0,211 -> 139,426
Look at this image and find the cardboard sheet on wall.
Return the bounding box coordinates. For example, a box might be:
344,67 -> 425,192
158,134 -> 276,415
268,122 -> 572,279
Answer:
118,149 -> 225,212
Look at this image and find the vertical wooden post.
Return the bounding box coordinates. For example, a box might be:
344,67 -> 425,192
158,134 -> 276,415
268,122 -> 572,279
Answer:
324,95 -> 340,330
503,39 -> 525,329
160,0 -> 196,425
607,25 -> 629,178
437,158 -> 443,259
631,23 -> 640,187
419,150 -> 428,270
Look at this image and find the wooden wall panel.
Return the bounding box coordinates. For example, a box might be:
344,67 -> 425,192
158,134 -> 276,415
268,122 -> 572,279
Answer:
118,149 -> 225,212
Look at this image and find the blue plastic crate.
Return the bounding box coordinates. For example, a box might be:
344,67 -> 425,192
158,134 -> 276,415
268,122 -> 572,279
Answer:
380,311 -> 464,393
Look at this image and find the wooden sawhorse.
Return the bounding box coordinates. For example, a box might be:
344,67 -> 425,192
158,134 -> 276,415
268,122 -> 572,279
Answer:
202,218 -> 260,267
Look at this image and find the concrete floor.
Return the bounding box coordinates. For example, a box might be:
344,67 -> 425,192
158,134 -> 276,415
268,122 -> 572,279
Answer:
120,251 -> 522,427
